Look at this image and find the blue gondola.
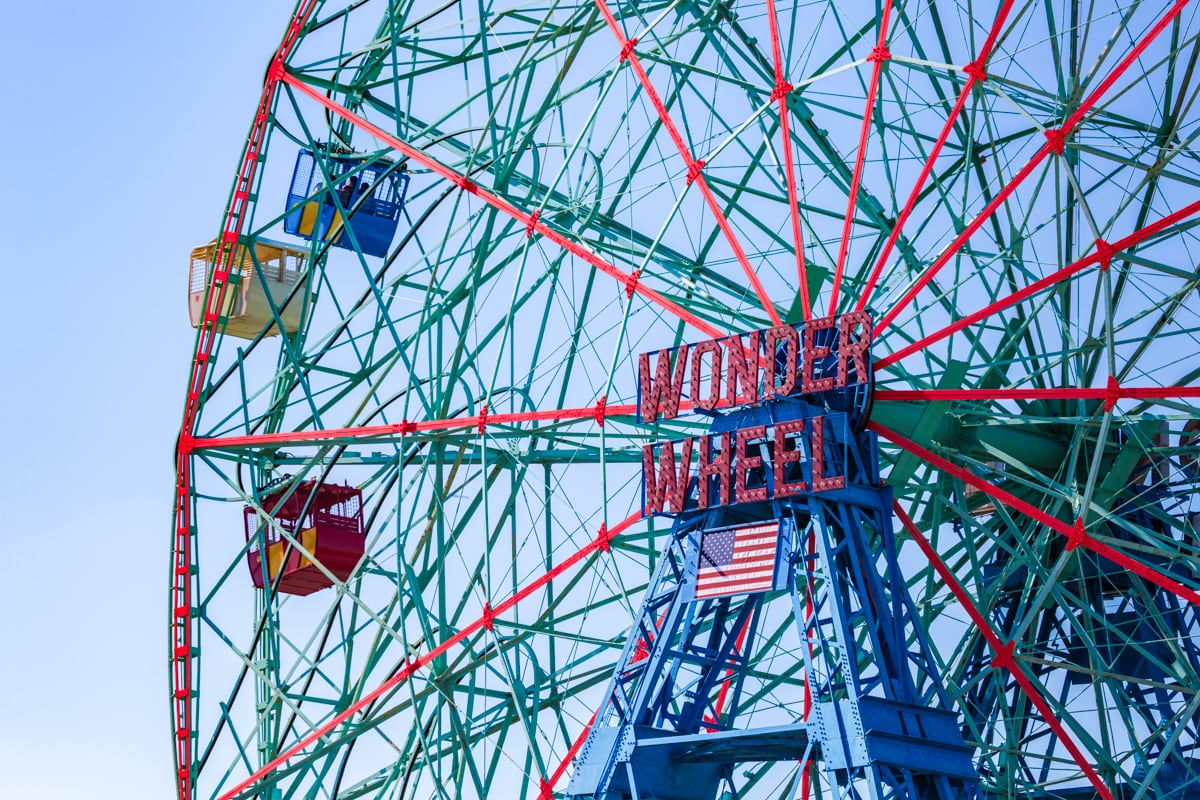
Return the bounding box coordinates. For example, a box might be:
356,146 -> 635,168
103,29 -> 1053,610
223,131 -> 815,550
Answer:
284,147 -> 410,257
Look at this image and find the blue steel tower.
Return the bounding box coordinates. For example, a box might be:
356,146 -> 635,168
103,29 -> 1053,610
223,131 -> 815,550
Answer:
567,314 -> 980,800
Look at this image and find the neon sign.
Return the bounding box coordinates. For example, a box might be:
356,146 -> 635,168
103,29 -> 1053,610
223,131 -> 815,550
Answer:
639,312 -> 872,516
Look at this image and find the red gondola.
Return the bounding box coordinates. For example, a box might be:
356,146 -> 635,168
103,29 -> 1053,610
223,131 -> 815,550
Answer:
245,480 -> 364,596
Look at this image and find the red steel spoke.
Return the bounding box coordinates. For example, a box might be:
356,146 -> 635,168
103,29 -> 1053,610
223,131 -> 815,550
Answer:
190,400 -> 642,452
543,709 -> 598,797
855,1 -> 1014,314
828,0 -> 894,315
873,0 -> 1190,337
217,513 -> 643,800
278,73 -> 725,341
877,385 -> 1200,404
593,0 -> 783,326
875,195 -> 1200,369
869,422 -> 1200,607
171,5 -> 319,799
892,502 -> 1115,800
764,0 -> 810,320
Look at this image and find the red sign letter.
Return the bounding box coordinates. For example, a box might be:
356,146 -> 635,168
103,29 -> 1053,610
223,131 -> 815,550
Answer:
698,432 -> 732,508
639,344 -> 689,422
801,316 -> 837,393
809,416 -> 845,492
837,311 -> 872,386
772,419 -> 808,497
691,339 -> 724,411
724,332 -> 760,406
763,325 -> 798,398
735,425 -> 768,502
642,438 -> 695,515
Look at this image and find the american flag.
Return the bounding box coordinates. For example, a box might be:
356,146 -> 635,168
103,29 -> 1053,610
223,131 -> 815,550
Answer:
693,522 -> 781,600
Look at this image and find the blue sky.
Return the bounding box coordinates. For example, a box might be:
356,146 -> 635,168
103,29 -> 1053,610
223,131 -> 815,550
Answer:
0,2 -> 292,795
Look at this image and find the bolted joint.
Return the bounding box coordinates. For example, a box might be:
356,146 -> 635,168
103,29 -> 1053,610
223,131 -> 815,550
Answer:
595,522 -> 611,552
867,45 -> 891,63
398,420 -> 417,435
1104,375 -> 1121,413
1094,238 -> 1115,272
685,159 -> 706,186
770,79 -> 794,103
1065,516 -> 1089,551
963,61 -> 987,83
991,640 -> 1016,671
593,395 -> 608,427
525,209 -> 541,238
624,268 -> 641,300
266,57 -> 287,84
1044,127 -> 1067,155
477,404 -> 489,435
482,602 -> 495,632
619,37 -> 639,63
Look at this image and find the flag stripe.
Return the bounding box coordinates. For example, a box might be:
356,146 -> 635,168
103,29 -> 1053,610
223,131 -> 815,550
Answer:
698,565 -> 776,580
700,573 -> 772,585
694,521 -> 781,599
696,575 -> 776,598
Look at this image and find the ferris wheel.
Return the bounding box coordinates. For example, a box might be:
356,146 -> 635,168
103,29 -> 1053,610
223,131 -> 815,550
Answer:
174,1 -> 1200,799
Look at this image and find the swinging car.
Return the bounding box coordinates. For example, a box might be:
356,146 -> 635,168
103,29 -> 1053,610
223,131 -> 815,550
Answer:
188,238 -> 307,339
284,147 -> 410,257
245,480 -> 365,596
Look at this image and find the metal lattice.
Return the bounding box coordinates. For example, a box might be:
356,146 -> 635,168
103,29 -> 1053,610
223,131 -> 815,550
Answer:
174,2 -> 1200,799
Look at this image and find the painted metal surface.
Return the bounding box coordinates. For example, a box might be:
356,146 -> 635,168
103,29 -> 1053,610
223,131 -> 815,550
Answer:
174,2 -> 1200,799
570,385 -> 980,798
282,147 -> 410,257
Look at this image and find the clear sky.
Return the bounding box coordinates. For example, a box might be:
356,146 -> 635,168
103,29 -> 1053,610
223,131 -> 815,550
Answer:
0,2 -> 293,796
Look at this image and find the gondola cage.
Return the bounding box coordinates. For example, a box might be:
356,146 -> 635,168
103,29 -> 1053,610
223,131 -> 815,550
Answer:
245,479 -> 365,596
284,146 -> 410,258
188,238 -> 307,339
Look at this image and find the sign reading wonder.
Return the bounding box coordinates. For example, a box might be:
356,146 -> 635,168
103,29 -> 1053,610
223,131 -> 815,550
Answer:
637,311 -> 872,423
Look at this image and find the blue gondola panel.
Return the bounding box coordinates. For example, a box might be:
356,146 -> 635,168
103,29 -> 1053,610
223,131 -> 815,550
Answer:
284,148 -> 410,258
